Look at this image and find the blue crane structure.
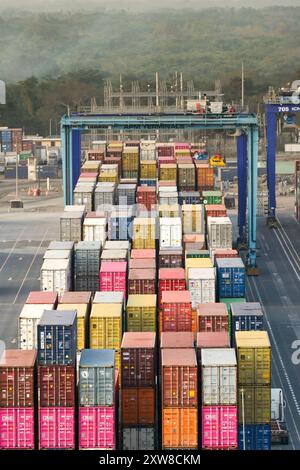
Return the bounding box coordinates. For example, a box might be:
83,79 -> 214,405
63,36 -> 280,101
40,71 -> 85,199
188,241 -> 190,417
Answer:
264,83 -> 300,226
61,112 -> 259,273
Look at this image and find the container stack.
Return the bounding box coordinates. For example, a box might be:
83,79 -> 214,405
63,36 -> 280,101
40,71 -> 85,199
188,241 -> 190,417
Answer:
201,348 -> 238,450
19,291 -> 58,350
78,349 -> 117,450
94,182 -> 116,211
60,206 -> 85,242
235,331 -> 271,450
121,332 -> 156,450
0,350 -> 36,449
83,214 -> 106,244
161,348 -> 198,449
73,181 -> 96,211
74,241 -> 101,291
37,310 -> 77,449
158,268 -> 185,309
59,291 -> 92,352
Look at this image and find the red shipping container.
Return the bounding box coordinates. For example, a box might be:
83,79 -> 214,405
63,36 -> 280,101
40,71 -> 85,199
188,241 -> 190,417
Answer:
202,405 -> 238,450
121,332 -> 156,388
157,145 -> 174,157
87,150 -> 105,162
129,258 -> 156,270
197,303 -> 229,332
160,332 -> 194,349
79,406 -> 115,449
26,291 -> 58,305
136,187 -> 157,211
60,291 -> 92,304
161,291 -> 192,332
0,407 -> 34,449
39,407 -> 75,449
213,249 -> 238,261
158,268 -> 185,308
38,366 -> 75,407
121,388 -> 155,425
196,163 -> 214,191
161,349 -> 198,407
100,261 -> 127,300
205,204 -> 227,218
197,331 -> 230,349
128,269 -> 156,295
0,350 -> 36,407
159,249 -> 183,268
131,249 -> 156,260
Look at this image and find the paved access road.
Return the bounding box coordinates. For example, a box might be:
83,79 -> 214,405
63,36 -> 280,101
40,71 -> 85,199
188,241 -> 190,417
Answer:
247,213 -> 300,450
0,211 -> 59,348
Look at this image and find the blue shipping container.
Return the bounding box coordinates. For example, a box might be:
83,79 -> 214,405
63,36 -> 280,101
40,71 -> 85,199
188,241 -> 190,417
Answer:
37,310 -> 77,365
5,165 -> 28,179
231,302 -> 264,344
178,191 -> 201,205
1,130 -> 12,142
238,424 -> 271,450
110,215 -> 134,240
140,179 -> 157,187
216,258 -> 246,298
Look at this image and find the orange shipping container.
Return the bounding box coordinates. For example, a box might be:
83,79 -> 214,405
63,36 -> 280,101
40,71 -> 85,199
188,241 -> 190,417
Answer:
121,388 -> 155,425
162,408 -> 198,449
196,163 -> 214,191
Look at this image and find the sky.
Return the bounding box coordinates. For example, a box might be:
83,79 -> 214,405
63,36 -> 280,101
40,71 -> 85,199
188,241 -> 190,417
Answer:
1,0 -> 300,11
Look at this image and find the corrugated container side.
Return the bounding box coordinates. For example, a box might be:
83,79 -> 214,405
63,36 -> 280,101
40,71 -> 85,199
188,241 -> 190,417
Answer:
202,405 -> 237,449
0,408 -> 35,449
122,427 -> 155,451
162,408 -> 198,449
121,388 -> 155,425
79,406 -> 115,450
38,407 -> 75,449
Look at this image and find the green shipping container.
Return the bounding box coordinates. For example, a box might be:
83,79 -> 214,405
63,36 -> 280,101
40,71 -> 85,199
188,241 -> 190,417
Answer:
238,385 -> 271,424
202,190 -> 223,205
185,250 -> 210,259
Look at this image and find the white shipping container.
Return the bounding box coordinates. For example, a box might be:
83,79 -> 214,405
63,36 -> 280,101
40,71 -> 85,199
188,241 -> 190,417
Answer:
83,217 -> 106,244
43,249 -> 71,260
40,258 -> 71,296
182,204 -> 204,234
104,240 -> 130,251
210,102 -> 223,114
285,143 -> 300,152
207,216 -> 232,250
64,205 -> 85,214
159,217 -> 182,249
140,140 -> 156,161
201,348 -> 237,405
188,267 -> 215,308
158,186 -> 178,193
18,304 -> 54,349
159,193 -> 178,205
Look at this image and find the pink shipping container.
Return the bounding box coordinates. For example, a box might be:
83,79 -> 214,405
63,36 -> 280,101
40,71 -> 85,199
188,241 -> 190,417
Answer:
0,407 -> 34,449
79,406 -> 115,450
26,291 -> 58,305
39,407 -> 75,449
202,405 -> 237,450
100,261 -> 127,300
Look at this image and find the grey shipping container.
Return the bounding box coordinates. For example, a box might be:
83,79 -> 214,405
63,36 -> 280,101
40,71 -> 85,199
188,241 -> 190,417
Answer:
48,241 -> 74,251
117,184 -> 137,206
73,183 -> 95,211
94,182 -> 116,209
60,212 -> 83,242
74,241 -> 101,277
79,349 -> 115,406
178,191 -> 201,205
37,310 -> 77,366
75,276 -> 99,292
38,165 -> 58,179
109,207 -> 134,240
122,427 -> 155,451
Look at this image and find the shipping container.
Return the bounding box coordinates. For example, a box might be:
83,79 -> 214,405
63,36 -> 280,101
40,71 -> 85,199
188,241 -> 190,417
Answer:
37,310 -> 77,366
83,217 -> 106,244
231,302 -> 264,341
159,217 -> 182,250
160,332 -> 195,349
89,303 -> 122,351
177,163 -> 195,191
60,291 -> 92,304
129,258 -> 156,270
202,405 -> 237,450
212,249 -> 238,262
130,249 -> 156,260
161,291 -> 192,332
197,332 -> 230,350
140,161 -> 157,179
235,331 -> 271,385
161,349 -> 197,407
133,218 -> 156,249
19,304 -> 55,350
117,183 -> 137,206
39,407 -> 75,449
178,191 -> 201,205
121,332 -> 156,388
197,303 -> 228,332
201,348 -> 237,405
238,424 -> 271,450
158,204 -> 180,218
128,269 -> 156,295
38,365 -> 75,407
159,163 -> 177,182
216,258 -> 246,299
121,388 -> 155,425
182,204 -> 204,235
0,350 -> 36,407
73,183 -> 95,212
140,140 -> 156,161
122,427 -> 155,451
60,211 -> 83,242
196,163 -> 214,191
207,216 -> 233,250
47,242 -> 74,253
79,406 -> 116,450
0,407 -> 34,449
93,291 -> 124,305
202,190 -> 223,205
100,261 -> 127,299
162,408 -> 198,449
185,258 -> 213,281
58,303 -> 89,351
237,386 -> 271,424
126,295 -> 157,332
40,258 -> 71,296
104,240 -> 130,251
136,186 -> 157,211
101,249 -> 128,263
188,268 -> 216,308
109,207 -> 134,241
79,349 -> 115,407
43,249 -> 71,261
205,204 -> 227,218
158,268 -> 185,308
94,182 -> 116,209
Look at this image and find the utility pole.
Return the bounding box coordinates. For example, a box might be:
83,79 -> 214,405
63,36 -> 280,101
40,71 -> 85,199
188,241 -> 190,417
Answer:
15,154 -> 19,199
242,62 -> 245,109
155,72 -> 159,108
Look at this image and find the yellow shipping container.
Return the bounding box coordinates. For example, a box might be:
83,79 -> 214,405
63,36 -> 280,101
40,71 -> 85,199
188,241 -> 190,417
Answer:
133,218 -> 156,249
182,204 -> 204,234
90,303 -> 122,350
126,294 -> 157,332
185,257 -> 213,281
59,303 -> 89,351
140,161 -> 157,179
122,148 -> 139,171
99,171 -> 118,183
160,164 -> 177,182
235,331 -> 271,385
159,204 -> 180,218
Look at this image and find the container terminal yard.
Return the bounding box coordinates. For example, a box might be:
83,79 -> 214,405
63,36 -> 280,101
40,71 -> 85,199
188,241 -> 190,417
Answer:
0,78 -> 300,455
